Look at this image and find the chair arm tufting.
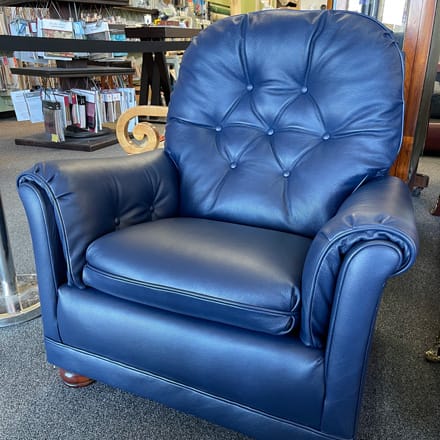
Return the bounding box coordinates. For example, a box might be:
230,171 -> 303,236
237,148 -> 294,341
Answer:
17,150 -> 179,288
300,176 -> 419,348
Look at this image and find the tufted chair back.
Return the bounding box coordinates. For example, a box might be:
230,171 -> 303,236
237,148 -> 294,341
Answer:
166,10 -> 404,237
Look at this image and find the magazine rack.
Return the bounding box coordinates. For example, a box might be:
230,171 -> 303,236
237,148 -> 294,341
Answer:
1,30 -> 194,151
11,61 -> 135,151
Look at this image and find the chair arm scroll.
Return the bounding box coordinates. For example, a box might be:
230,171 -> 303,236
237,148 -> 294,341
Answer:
300,176 -> 419,348
17,151 -> 179,288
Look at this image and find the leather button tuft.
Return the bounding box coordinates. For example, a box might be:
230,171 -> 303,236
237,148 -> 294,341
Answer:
301,86 -> 308,94
114,217 -> 120,226
283,171 -> 291,178
150,206 -> 154,212
246,84 -> 254,91
230,162 -> 237,169
322,133 -> 330,140
215,126 -> 222,132
267,128 -> 274,136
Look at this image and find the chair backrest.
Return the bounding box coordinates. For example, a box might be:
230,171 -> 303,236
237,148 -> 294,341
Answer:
166,9 -> 404,237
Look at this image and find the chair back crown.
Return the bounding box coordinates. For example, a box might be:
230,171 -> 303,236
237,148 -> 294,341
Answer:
166,10 -> 404,236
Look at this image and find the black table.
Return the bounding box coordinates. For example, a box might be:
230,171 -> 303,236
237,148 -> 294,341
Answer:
124,26 -> 200,106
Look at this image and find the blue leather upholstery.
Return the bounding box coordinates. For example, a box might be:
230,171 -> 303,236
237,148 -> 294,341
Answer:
17,10 -> 418,440
167,10 -> 404,237
24,152 -> 179,287
83,217 -> 311,335
301,175 -> 418,347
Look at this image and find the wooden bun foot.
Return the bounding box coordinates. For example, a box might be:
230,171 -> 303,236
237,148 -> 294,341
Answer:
59,368 -> 95,388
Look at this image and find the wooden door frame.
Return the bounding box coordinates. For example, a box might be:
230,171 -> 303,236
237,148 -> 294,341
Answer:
391,0 -> 440,181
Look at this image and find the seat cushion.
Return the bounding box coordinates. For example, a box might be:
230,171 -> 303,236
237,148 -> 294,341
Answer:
83,217 -> 312,335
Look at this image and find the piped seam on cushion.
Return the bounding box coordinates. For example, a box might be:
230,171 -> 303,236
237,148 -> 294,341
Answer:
83,264 -> 298,319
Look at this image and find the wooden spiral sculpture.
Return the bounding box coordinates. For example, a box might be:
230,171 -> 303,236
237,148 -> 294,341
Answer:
116,105 -> 168,154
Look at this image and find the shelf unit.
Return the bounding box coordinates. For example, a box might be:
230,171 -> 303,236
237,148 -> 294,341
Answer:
10,63 -> 135,151
0,0 -> 160,119
0,33 -> 193,149
0,28 -> 193,148
0,0 -> 130,6
0,0 -> 193,150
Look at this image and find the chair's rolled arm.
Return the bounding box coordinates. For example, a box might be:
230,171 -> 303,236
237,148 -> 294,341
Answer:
300,176 -> 419,348
17,150 -> 179,288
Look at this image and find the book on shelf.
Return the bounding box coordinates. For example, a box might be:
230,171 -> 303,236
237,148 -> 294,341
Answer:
10,85 -> 137,140
101,90 -> 116,123
42,99 -> 65,142
0,9 -> 8,36
72,21 -> 89,58
52,91 -> 73,128
25,90 -> 44,123
36,18 -> 75,60
110,26 -> 128,58
0,56 -> 20,90
78,95 -> 87,129
70,93 -> 80,127
70,88 -> 102,133
8,15 -> 42,63
118,87 -> 137,132
9,17 -> 30,36
84,21 -> 112,60
9,89 -> 30,121
100,87 -> 136,130
10,89 -> 44,123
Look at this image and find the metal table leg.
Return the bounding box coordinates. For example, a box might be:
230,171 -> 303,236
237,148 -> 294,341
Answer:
0,192 -> 40,327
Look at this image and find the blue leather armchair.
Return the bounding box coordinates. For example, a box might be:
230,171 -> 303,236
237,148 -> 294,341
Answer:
17,10 -> 418,440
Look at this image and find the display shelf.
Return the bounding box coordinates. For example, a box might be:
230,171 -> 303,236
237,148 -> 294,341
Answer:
0,33 -> 191,150
10,59 -> 135,150
0,35 -> 192,54
10,66 -> 135,78
15,128 -> 117,152
113,6 -> 159,15
0,1 -> 196,148
0,0 -> 129,5
124,25 -> 200,39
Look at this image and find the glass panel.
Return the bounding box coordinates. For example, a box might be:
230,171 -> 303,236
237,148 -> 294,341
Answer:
378,0 -> 408,33
332,0 -> 410,48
